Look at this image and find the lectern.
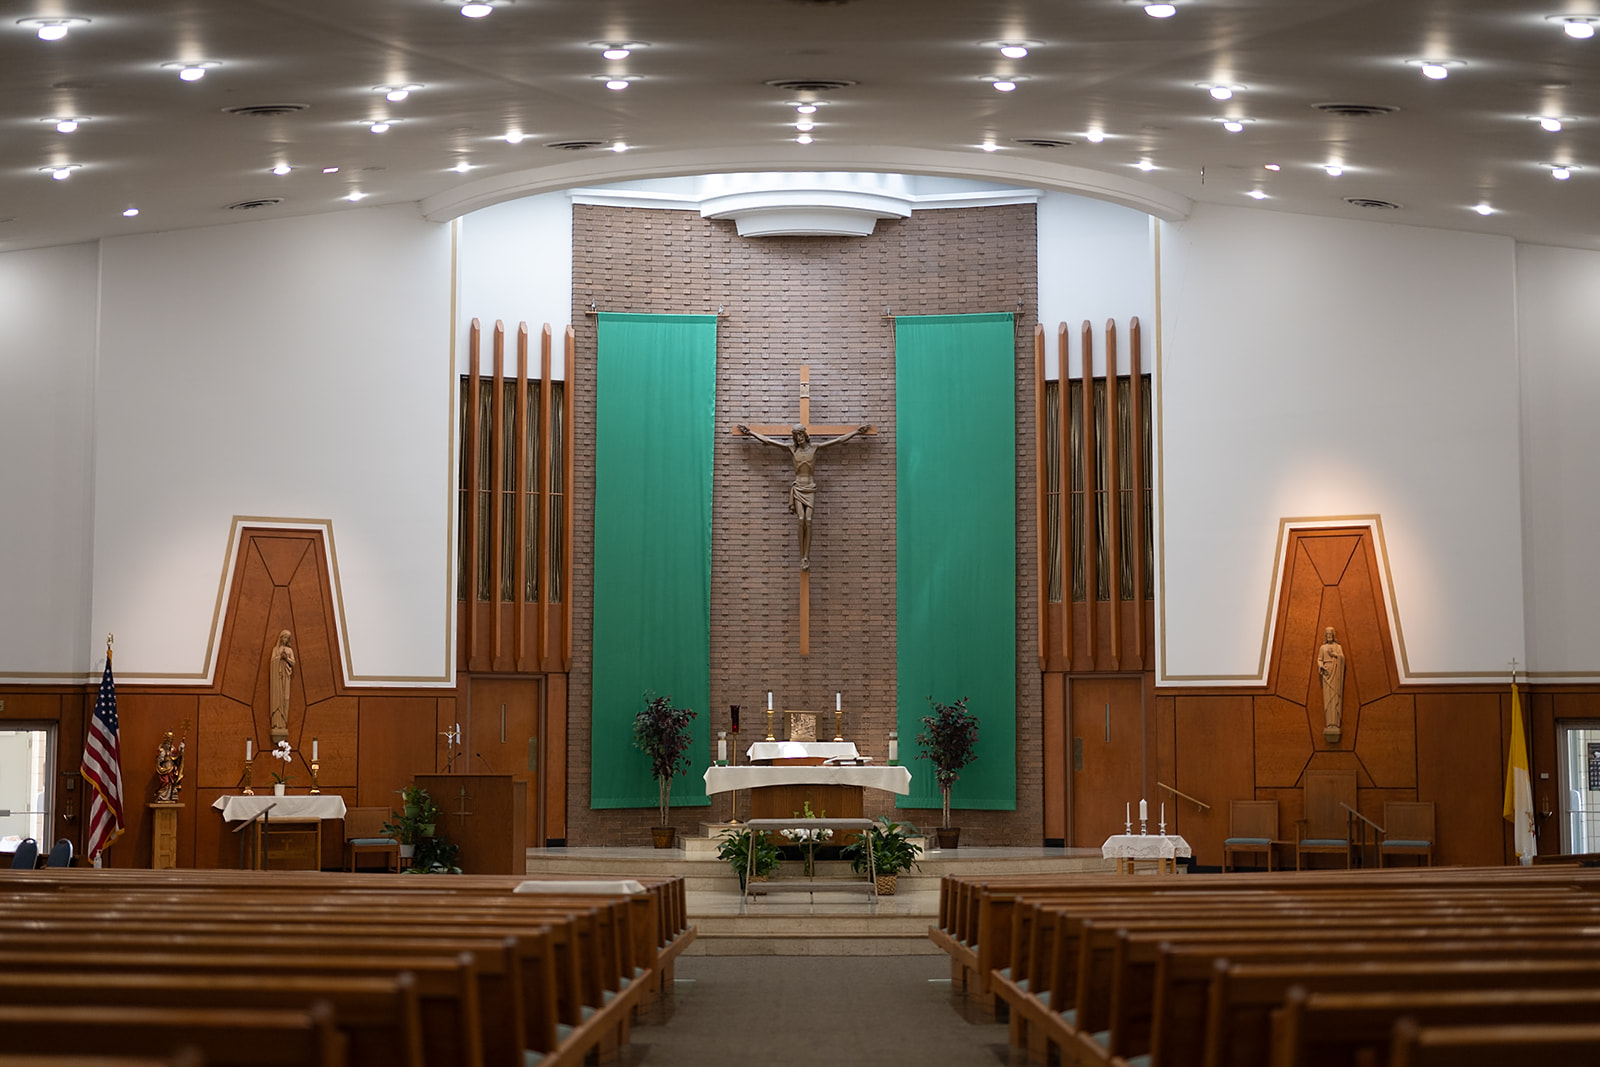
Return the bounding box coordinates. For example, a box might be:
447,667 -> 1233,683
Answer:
413,773 -> 527,875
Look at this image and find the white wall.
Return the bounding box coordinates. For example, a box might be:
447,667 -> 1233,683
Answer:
0,243 -> 99,679
93,206 -> 454,683
457,192 -> 573,378
1158,203 -> 1523,684
1037,192 -> 1157,380
1517,243 -> 1600,681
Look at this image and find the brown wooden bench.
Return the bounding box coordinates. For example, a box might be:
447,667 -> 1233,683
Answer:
0,1002 -> 344,1067
1389,1017 -> 1600,1067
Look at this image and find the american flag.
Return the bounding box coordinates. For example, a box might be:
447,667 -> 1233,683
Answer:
82,657 -> 125,861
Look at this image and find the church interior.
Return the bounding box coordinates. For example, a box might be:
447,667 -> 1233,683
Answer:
5,1 -> 1600,1063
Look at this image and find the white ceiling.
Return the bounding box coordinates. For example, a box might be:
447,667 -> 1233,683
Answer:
4,0 -> 1599,253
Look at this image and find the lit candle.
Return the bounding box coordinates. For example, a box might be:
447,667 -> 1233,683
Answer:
312,738 -> 319,760
836,692 -> 841,711
888,735 -> 898,763
1160,802 -> 1165,826
768,691 -> 773,710
1126,801 -> 1130,824
1139,799 -> 1147,821
717,733 -> 728,764
245,738 -> 252,761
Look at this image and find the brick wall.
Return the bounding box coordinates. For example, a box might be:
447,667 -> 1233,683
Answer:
567,202 -> 1041,845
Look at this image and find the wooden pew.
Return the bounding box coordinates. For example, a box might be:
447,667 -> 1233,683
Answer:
0,1002 -> 344,1067
1389,1017 -> 1600,1067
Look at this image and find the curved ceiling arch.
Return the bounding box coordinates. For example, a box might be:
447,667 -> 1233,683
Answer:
419,145 -> 1191,224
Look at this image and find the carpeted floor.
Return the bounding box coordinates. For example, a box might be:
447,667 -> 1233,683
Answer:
621,955 -> 1018,1066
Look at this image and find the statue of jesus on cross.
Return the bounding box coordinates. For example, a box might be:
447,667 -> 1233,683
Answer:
735,421 -> 871,570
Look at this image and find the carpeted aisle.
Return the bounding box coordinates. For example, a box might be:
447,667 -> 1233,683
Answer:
623,955 -> 1016,1066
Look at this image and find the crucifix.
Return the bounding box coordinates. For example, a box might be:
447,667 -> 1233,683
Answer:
449,784 -> 475,828
733,366 -> 875,655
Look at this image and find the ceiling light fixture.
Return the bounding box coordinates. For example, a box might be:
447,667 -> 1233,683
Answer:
1473,203 -> 1494,215
1201,82 -> 1244,100
796,134 -> 813,144
47,117 -> 86,133
1264,163 -> 1281,171
992,80 -> 1017,92
1247,189 -> 1269,200
1086,130 -> 1105,143
453,160 -> 472,172
603,47 -> 631,60
796,120 -> 815,131
162,60 -> 220,81
796,104 -> 818,114
272,163 -> 291,175
322,166 -> 340,174
1000,44 -> 1029,58
459,3 -> 494,17
980,141 -> 999,152
378,84 -> 422,102
368,121 -> 391,133
41,164 -> 80,180
1537,116 -> 1565,131
1550,163 -> 1575,179
1408,58 -> 1463,80
346,191 -> 367,201
1145,4 -> 1177,16
606,79 -> 630,91
611,142 -> 629,153
1222,120 -> 1245,132
19,17 -> 89,40
596,74 -> 642,90
1325,164 -> 1344,176
504,131 -> 525,144
1550,15 -> 1599,38
122,207 -> 139,218
1135,159 -> 1156,171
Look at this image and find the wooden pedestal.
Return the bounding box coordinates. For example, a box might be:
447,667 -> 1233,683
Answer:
414,773 -> 528,875
148,802 -> 182,869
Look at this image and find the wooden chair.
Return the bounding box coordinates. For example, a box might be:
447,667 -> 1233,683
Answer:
1296,770 -> 1356,870
342,808 -> 399,872
1381,801 -> 1436,866
1222,800 -> 1279,872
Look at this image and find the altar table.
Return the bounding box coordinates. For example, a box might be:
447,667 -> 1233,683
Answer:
703,765 -> 911,820
212,795 -> 348,871
1101,833 -> 1192,875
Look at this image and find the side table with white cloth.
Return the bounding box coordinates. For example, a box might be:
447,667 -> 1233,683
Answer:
1101,833 -> 1192,875
212,795 -> 348,871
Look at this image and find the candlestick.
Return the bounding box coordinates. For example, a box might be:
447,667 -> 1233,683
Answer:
767,691 -> 773,710
835,692 -> 841,711
245,738 -> 252,761
1139,798 -> 1147,822
312,738 -> 319,761
765,707 -> 775,741
1125,801 -> 1132,836
240,755 -> 255,796
309,758 -> 320,795
833,708 -> 844,743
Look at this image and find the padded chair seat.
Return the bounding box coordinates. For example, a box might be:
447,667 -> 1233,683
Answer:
1224,837 -> 1272,846
348,837 -> 398,846
1381,839 -> 1432,848
1299,838 -> 1348,847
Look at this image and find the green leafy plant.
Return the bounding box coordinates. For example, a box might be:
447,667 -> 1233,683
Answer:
916,696 -> 980,830
383,785 -> 442,845
841,816 -> 923,878
404,833 -> 461,874
715,826 -> 783,889
633,693 -> 698,826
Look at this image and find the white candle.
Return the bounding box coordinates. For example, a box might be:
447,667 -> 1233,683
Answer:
1140,799 -> 1147,821
312,738 -> 319,760
888,736 -> 898,763
767,691 -> 773,710
836,692 -> 841,711
717,736 -> 727,763
245,738 -> 252,761
1160,802 -> 1165,825
1126,801 -> 1130,824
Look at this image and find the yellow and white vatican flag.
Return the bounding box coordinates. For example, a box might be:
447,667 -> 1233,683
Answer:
1503,679 -> 1536,866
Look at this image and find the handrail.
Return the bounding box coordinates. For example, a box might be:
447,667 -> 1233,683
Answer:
1157,781 -> 1211,813
1340,802 -> 1384,834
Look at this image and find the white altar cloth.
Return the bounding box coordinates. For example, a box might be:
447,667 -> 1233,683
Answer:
212,795 -> 348,822
1100,833 -> 1192,860
745,741 -> 859,761
703,765 -> 912,796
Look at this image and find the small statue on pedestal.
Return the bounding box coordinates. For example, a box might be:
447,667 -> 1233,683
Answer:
154,730 -> 185,802
1317,626 -> 1346,744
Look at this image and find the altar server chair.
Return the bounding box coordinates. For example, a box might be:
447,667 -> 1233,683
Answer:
44,838 -> 73,867
342,807 -> 400,872
1379,801 -> 1435,866
1223,799 -> 1279,871
8,838 -> 37,870
1296,770 -> 1357,870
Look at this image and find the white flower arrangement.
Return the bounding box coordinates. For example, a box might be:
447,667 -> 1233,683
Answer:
780,825 -> 834,844
269,740 -> 294,784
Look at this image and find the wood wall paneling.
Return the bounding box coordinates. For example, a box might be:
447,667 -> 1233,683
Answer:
219,545 -> 273,704
1253,695 -> 1314,788
544,673 -> 567,842
1272,544 -> 1323,704
1174,694 -> 1254,866
356,696 -> 442,808
1042,672 -> 1065,841
287,544 -> 339,704
107,693 -> 199,869
195,695 -> 254,789
1354,694 -> 1417,789
300,695 -> 358,789
1417,691 -> 1507,866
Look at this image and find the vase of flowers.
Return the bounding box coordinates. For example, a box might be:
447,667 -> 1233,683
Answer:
780,800 -> 833,876
916,696 -> 980,848
269,740 -> 294,795
633,693 -> 698,848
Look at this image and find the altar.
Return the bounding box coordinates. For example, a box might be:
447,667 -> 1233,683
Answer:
703,741 -> 911,819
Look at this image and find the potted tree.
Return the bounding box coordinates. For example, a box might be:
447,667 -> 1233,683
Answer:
633,693 -> 698,848
916,696 -> 980,849
841,816 -> 923,894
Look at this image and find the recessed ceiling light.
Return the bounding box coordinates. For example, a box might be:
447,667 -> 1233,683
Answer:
1247,189 -> 1269,200
606,79 -> 629,91
796,134 -> 813,144
1201,82 -> 1244,100
322,166 -> 340,174
122,207 -> 139,218
1550,15 -> 1599,38
597,74 -> 642,90
1264,163 -> 1281,171
40,164 -> 80,180
453,160 -> 472,172
1221,120 -> 1245,132
19,17 -> 89,40
368,121 -> 391,133
611,142 -> 629,153
1536,116 -> 1565,132
980,141 -> 999,152
378,84 -> 422,102
1085,130 -> 1105,143
1135,160 -> 1156,171
162,60 -> 220,81
1324,164 -> 1344,176
603,47 -> 631,60
1473,203 -> 1494,215
346,191 -> 367,202
1145,3 -> 1177,16
459,3 -> 494,17
272,163 -> 291,175
46,117 -> 86,133
1408,59 -> 1463,80
592,41 -> 647,58
796,104 -> 818,115
796,120 -> 815,131
1000,44 -> 1029,59
992,80 -> 1017,92
1550,163 -> 1576,179
504,131 -> 525,144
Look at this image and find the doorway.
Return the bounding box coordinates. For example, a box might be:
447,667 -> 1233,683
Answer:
1557,720 -> 1600,855
0,726 -> 54,850
465,677 -> 544,848
1069,676 -> 1145,846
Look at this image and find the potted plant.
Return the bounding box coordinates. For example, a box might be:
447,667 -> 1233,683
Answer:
715,826 -> 783,890
269,740 -> 294,796
382,783 -> 443,862
633,693 -> 698,848
916,696 -> 980,849
841,816 -> 923,894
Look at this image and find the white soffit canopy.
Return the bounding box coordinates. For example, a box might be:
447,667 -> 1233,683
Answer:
569,172 -> 1040,237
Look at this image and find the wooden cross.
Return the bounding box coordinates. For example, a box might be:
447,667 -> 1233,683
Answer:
450,785 -> 475,827
732,366 -> 876,656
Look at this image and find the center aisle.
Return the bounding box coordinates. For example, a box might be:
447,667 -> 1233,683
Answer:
623,955 -> 1013,1066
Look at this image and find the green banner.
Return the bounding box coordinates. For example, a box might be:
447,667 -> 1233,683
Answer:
591,313 -> 716,808
895,313 -> 1017,811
